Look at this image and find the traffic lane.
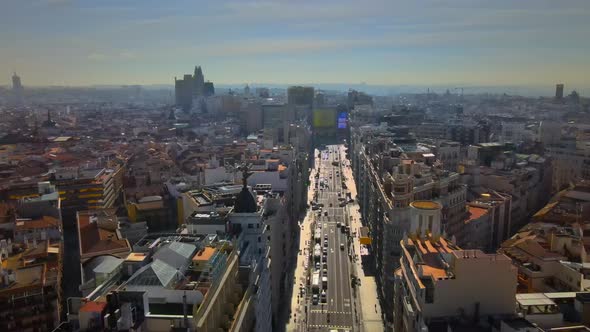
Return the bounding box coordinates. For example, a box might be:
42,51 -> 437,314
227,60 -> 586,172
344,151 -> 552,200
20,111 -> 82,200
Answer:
327,222 -> 338,312
337,234 -> 353,328
339,228 -> 350,313
334,223 -> 344,313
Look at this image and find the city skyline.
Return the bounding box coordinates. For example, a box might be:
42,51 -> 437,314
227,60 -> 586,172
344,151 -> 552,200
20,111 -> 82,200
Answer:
2,0 -> 590,93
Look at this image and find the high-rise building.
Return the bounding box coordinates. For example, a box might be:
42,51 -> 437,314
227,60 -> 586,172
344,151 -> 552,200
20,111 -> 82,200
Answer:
287,86 -> 314,126
11,72 -> 22,91
175,66 -> 213,109
347,89 -> 373,108
287,86 -> 314,107
11,72 -> 23,105
194,66 -> 205,97
556,83 -> 564,99
203,81 -> 215,97
175,74 -> 194,111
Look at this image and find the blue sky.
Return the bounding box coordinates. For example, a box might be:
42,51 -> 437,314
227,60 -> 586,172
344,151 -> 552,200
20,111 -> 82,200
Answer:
1,0 -> 589,92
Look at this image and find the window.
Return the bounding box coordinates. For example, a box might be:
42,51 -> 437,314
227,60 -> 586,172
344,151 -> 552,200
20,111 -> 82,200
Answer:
248,223 -> 254,229
258,236 -> 261,243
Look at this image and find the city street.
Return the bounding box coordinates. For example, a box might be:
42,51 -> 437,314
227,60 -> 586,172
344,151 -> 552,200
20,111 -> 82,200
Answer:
286,143 -> 383,332
288,145 -> 357,331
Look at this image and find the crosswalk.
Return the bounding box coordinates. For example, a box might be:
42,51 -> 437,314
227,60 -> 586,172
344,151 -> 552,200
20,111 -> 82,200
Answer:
308,324 -> 353,329
310,309 -> 352,314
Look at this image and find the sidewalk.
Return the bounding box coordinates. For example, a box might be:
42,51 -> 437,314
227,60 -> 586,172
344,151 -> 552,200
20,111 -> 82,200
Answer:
340,146 -> 384,332
285,155 -> 319,332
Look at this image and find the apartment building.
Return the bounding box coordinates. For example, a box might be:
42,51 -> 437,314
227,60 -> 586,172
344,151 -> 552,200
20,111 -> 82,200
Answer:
351,128 -> 467,321
393,200 -> 517,332
53,166 -> 124,221
0,239 -> 62,332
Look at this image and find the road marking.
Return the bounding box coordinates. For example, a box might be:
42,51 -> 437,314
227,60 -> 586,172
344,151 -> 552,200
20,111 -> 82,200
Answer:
310,310 -> 352,314
308,325 -> 353,329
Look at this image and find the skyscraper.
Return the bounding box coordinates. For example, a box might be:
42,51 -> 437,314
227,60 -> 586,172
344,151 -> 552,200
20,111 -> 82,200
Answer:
11,72 -> 24,105
12,72 -> 22,91
194,66 -> 205,97
203,81 -> 215,97
175,74 -> 194,111
287,86 -> 314,107
287,86 -> 314,126
555,83 -> 564,99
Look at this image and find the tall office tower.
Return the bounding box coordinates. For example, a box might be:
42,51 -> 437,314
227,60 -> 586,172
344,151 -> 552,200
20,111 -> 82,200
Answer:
288,86 -> 314,126
287,86 -> 314,107
194,66 -> 205,97
203,81 -> 215,97
11,72 -> 24,104
12,72 -> 22,91
175,74 -> 194,111
555,83 -> 564,99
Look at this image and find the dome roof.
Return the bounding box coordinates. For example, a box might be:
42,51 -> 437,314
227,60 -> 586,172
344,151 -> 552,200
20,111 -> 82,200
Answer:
234,186 -> 257,213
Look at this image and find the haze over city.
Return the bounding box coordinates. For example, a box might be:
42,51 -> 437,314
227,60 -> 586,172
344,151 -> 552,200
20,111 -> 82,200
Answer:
2,0 -> 590,94
2,2 -> 590,332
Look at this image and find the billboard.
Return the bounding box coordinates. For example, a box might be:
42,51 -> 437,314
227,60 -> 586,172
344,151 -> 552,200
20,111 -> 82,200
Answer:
337,112 -> 348,129
313,108 -> 337,128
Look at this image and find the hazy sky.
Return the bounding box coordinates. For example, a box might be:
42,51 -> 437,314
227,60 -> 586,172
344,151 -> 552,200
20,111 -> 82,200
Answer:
2,0 -> 589,91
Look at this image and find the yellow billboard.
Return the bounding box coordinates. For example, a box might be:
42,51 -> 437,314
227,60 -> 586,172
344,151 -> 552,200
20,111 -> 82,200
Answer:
313,108 -> 337,128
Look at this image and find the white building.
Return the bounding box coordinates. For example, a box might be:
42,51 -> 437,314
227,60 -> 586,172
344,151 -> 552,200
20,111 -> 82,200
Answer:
393,200 -> 517,332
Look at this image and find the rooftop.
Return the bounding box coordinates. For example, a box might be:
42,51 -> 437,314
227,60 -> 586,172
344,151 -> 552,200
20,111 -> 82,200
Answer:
125,252 -> 148,262
465,206 -> 489,224
410,200 -> 441,210
77,210 -> 130,259
15,215 -> 60,231
192,246 -> 217,262
79,300 -> 107,313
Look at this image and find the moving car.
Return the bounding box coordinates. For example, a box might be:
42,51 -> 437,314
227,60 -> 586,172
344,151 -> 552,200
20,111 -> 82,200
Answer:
340,243 -> 345,250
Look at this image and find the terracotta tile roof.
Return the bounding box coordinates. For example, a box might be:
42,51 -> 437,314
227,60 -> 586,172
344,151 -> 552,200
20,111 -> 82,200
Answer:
15,216 -> 60,231
78,211 -> 130,258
